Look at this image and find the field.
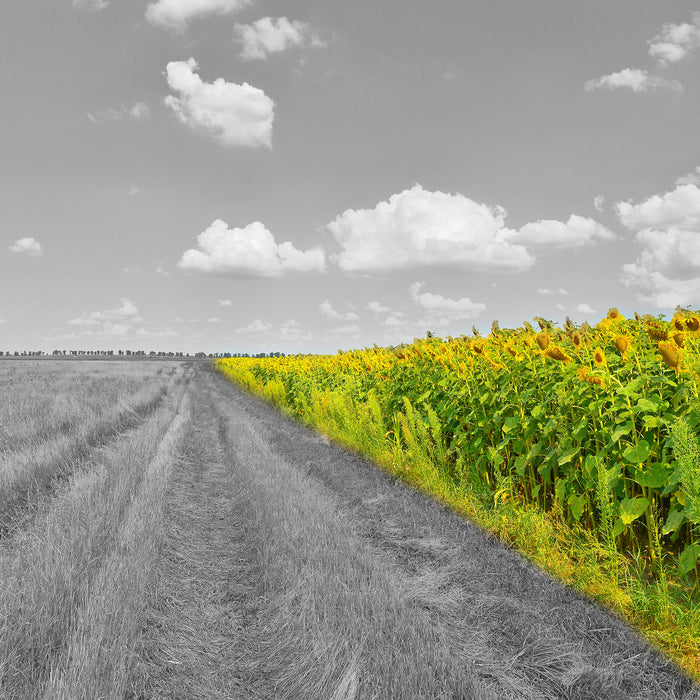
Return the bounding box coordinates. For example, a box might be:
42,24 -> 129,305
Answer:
217,309 -> 700,681
1,356 -> 699,698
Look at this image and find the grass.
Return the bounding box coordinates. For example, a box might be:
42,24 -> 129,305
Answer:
221,364 -> 700,684
0,362 -> 189,699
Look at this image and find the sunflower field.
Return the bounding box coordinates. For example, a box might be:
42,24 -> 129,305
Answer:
217,308 -> 700,671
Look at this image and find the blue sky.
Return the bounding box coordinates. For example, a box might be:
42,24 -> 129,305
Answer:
1,1 -> 700,353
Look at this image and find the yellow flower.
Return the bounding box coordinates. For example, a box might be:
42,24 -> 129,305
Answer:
686,316 -> 700,333
613,335 -> 629,356
607,307 -> 624,320
572,333 -> 582,349
673,332 -> 685,348
536,333 -> 550,350
544,346 -> 571,363
673,316 -> 685,332
658,342 -> 681,372
593,349 -> 606,366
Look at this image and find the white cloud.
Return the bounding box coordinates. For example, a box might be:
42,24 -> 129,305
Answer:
616,184 -> 700,231
594,195 -> 605,213
164,58 -> 274,148
575,303 -> 595,314
208,317 -> 222,323
88,102 -> 151,124
69,299 -> 140,327
129,102 -> 151,120
332,324 -> 361,337
648,13 -> 700,65
0,317 -> 5,325
367,301 -> 390,313
68,299 -> 142,337
676,167 -> 700,187
585,69 -> 682,93
319,300 -> 359,321
236,318 -> 273,334
218,299 -> 233,307
558,288 -> 570,295
73,0 -> 108,11
235,17 -> 324,61
328,185 -> 534,272
177,219 -> 326,277
127,186 -> 141,197
410,282 -> 485,326
617,184 -> 700,307
537,288 -> 553,295
513,214 -> 615,248
146,0 -> 249,32
9,237 -> 42,256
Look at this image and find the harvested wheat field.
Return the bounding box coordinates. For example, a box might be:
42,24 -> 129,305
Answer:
1,359 -> 699,699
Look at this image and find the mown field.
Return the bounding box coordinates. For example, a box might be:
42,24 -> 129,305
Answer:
217,308 -> 700,679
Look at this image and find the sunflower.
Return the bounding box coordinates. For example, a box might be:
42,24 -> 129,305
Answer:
572,333 -> 582,349
544,346 -> 571,362
673,332 -> 685,348
593,349 -> 606,367
658,342 -> 681,372
614,335 -> 629,355
647,328 -> 668,342
686,316 -> 700,333
673,316 -> 685,332
607,307 -> 623,320
536,333 -> 550,350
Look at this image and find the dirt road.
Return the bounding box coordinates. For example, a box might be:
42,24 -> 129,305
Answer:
129,365 -> 700,699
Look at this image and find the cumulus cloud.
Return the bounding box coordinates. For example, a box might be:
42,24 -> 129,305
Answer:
87,102 -> 150,124
648,13 -> 700,65
616,184 -> 700,231
585,69 -> 682,93
512,214 -> 615,248
410,282 -> 486,326
68,299 -> 142,337
9,237 -> 42,256
367,301 -> 390,313
164,58 -> 274,148
236,318 -> 273,334
594,195 -> 605,213
218,299 -> 233,307
146,0 -> 249,32
178,219 -> 326,277
319,300 -> 359,321
73,0 -> 108,11
617,183 -> 700,307
328,185 -> 534,272
235,17 -> 325,60
575,303 -> 595,314
676,167 -> 700,187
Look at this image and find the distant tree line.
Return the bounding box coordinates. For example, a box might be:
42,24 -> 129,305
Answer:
0,350 -> 287,359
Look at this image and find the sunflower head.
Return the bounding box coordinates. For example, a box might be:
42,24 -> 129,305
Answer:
536,333 -> 550,350
673,332 -> 686,348
593,349 -> 606,366
658,341 -> 681,372
614,335 -> 629,355
607,307 -> 623,320
673,316 -> 685,332
572,333 -> 582,348
686,316 -> 700,333
647,328 -> 669,342
544,346 -> 571,362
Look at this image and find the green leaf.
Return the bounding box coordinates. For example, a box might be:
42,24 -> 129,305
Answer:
514,455 -> 527,477
662,508 -> 686,535
568,494 -> 586,521
610,422 -> 633,443
558,446 -> 580,466
612,517 -> 627,538
632,462 -> 670,489
636,397 -> 660,413
619,496 -> 650,525
572,419 -> 589,442
623,440 -> 652,464
678,543 -> 700,575
531,405 -> 545,420
502,416 -> 520,434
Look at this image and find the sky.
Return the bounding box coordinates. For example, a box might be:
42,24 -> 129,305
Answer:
1,1 -> 700,354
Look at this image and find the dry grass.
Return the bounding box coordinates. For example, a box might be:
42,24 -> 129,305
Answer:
0,363 -> 190,699
0,361 -> 184,535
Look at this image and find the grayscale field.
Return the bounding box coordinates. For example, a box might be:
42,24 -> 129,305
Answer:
1,360 -> 698,699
